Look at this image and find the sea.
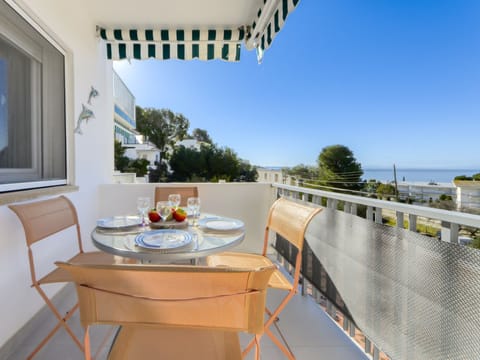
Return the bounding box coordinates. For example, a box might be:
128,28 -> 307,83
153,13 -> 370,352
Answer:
362,169 -> 479,184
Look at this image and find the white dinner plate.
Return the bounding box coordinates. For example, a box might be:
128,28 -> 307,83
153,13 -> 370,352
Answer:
135,230 -> 192,250
198,217 -> 244,231
97,216 -> 142,230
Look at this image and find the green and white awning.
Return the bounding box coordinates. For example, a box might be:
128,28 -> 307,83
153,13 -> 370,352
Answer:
246,0 -> 301,62
97,0 -> 301,63
97,28 -> 245,62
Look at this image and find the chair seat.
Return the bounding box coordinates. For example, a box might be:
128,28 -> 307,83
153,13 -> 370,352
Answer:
207,252 -> 293,291
108,326 -> 242,360
38,251 -> 131,285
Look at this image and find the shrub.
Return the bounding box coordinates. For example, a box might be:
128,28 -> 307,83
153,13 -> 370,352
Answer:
454,175 -> 473,181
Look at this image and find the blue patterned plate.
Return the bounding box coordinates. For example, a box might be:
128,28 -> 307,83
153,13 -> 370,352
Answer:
135,229 -> 192,250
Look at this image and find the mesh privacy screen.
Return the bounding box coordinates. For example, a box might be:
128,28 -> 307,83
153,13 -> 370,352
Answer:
296,208 -> 480,360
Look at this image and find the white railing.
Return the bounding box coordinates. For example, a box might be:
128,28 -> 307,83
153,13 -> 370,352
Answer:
273,183 -> 480,244
272,182 -> 480,359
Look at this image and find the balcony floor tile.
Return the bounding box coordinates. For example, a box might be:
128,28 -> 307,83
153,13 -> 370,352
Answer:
7,286 -> 368,360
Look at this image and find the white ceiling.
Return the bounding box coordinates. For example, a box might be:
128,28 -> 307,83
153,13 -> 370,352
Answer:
87,0 -> 264,28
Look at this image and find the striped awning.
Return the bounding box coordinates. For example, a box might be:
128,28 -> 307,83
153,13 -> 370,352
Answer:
97,28 -> 245,62
97,0 -> 301,63
246,0 -> 301,62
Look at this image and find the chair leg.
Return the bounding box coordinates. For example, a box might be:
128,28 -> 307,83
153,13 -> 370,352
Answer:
242,336 -> 258,358
254,335 -> 261,360
266,327 -> 295,360
29,285 -> 84,358
84,327 -> 92,360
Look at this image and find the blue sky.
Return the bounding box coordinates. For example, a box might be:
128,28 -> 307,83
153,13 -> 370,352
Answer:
113,0 -> 480,169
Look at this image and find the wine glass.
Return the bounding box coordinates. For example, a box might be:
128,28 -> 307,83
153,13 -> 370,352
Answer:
187,197 -> 201,226
156,201 -> 172,222
168,193 -> 181,209
136,197 -> 150,226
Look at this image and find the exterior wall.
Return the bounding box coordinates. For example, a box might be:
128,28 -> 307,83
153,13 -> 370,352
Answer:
0,0 -> 114,347
455,181 -> 480,209
397,182 -> 456,202
124,143 -> 159,166
257,168 -> 283,183
113,70 -> 137,144
176,139 -> 202,150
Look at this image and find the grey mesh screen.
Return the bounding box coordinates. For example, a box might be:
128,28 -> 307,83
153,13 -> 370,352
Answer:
274,235 -> 354,320
305,208 -> 480,360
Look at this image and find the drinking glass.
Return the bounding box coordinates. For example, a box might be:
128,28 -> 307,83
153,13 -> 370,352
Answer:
168,193 -> 181,208
187,197 -> 201,226
156,201 -> 172,222
136,197 -> 150,226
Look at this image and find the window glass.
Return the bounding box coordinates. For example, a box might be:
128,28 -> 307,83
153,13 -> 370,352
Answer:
0,1 -> 66,192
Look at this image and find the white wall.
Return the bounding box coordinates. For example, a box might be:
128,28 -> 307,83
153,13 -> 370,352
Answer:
0,0 -> 114,347
98,183 -> 276,253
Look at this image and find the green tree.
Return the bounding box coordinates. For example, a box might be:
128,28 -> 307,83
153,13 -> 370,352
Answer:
288,164 -> 319,180
363,179 -> 381,196
376,183 -> 396,199
169,143 -> 251,182
237,161 -> 257,182
317,145 -> 363,191
126,158 -> 150,177
169,145 -> 206,181
454,175 -> 473,181
114,140 -> 129,171
135,106 -> 189,162
192,128 -> 213,144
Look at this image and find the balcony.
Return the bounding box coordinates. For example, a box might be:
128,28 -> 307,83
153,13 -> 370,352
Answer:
2,182 -> 480,359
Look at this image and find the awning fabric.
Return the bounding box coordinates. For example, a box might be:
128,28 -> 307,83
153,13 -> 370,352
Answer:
97,0 -> 301,63
248,0 -> 300,62
98,28 -> 245,62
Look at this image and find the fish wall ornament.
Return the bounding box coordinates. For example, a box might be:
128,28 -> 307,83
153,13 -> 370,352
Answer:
87,86 -> 99,105
74,104 -> 95,135
75,85 -> 99,135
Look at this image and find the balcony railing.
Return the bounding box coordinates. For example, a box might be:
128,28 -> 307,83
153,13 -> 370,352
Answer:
272,183 -> 480,360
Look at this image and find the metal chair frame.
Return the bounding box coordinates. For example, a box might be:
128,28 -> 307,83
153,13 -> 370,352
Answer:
207,197 -> 322,359
57,262 -> 275,360
9,195 -> 119,358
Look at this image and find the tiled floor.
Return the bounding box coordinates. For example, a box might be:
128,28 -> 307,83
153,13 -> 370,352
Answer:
4,285 -> 369,360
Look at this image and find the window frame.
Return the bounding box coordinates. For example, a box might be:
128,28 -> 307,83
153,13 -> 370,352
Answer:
0,0 -> 74,194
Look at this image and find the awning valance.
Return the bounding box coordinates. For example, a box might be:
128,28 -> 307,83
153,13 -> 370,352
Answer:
97,0 -> 301,63
98,27 -> 245,62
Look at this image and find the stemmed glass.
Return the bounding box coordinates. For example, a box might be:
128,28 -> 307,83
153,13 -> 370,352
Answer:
156,201 -> 172,222
136,197 -> 150,226
168,194 -> 181,209
187,197 -> 201,226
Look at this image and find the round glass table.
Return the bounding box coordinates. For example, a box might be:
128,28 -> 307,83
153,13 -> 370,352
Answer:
91,214 -> 245,263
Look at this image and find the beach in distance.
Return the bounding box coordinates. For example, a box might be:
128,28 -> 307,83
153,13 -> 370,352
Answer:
363,169 -> 479,184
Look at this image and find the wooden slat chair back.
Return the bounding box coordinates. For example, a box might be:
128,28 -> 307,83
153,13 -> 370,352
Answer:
56,262 -> 275,360
154,186 -> 198,207
9,195 -> 120,359
207,197 -> 322,359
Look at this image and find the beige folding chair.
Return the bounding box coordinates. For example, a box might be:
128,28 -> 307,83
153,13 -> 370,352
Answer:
207,197 -> 322,359
154,186 -> 198,207
56,262 -> 276,360
9,195 -> 126,359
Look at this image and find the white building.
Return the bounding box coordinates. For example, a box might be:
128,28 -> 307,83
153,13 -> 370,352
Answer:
113,70 -> 137,145
257,167 -> 283,183
113,70 -> 159,172
397,181 -> 456,203
455,180 -> 480,210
